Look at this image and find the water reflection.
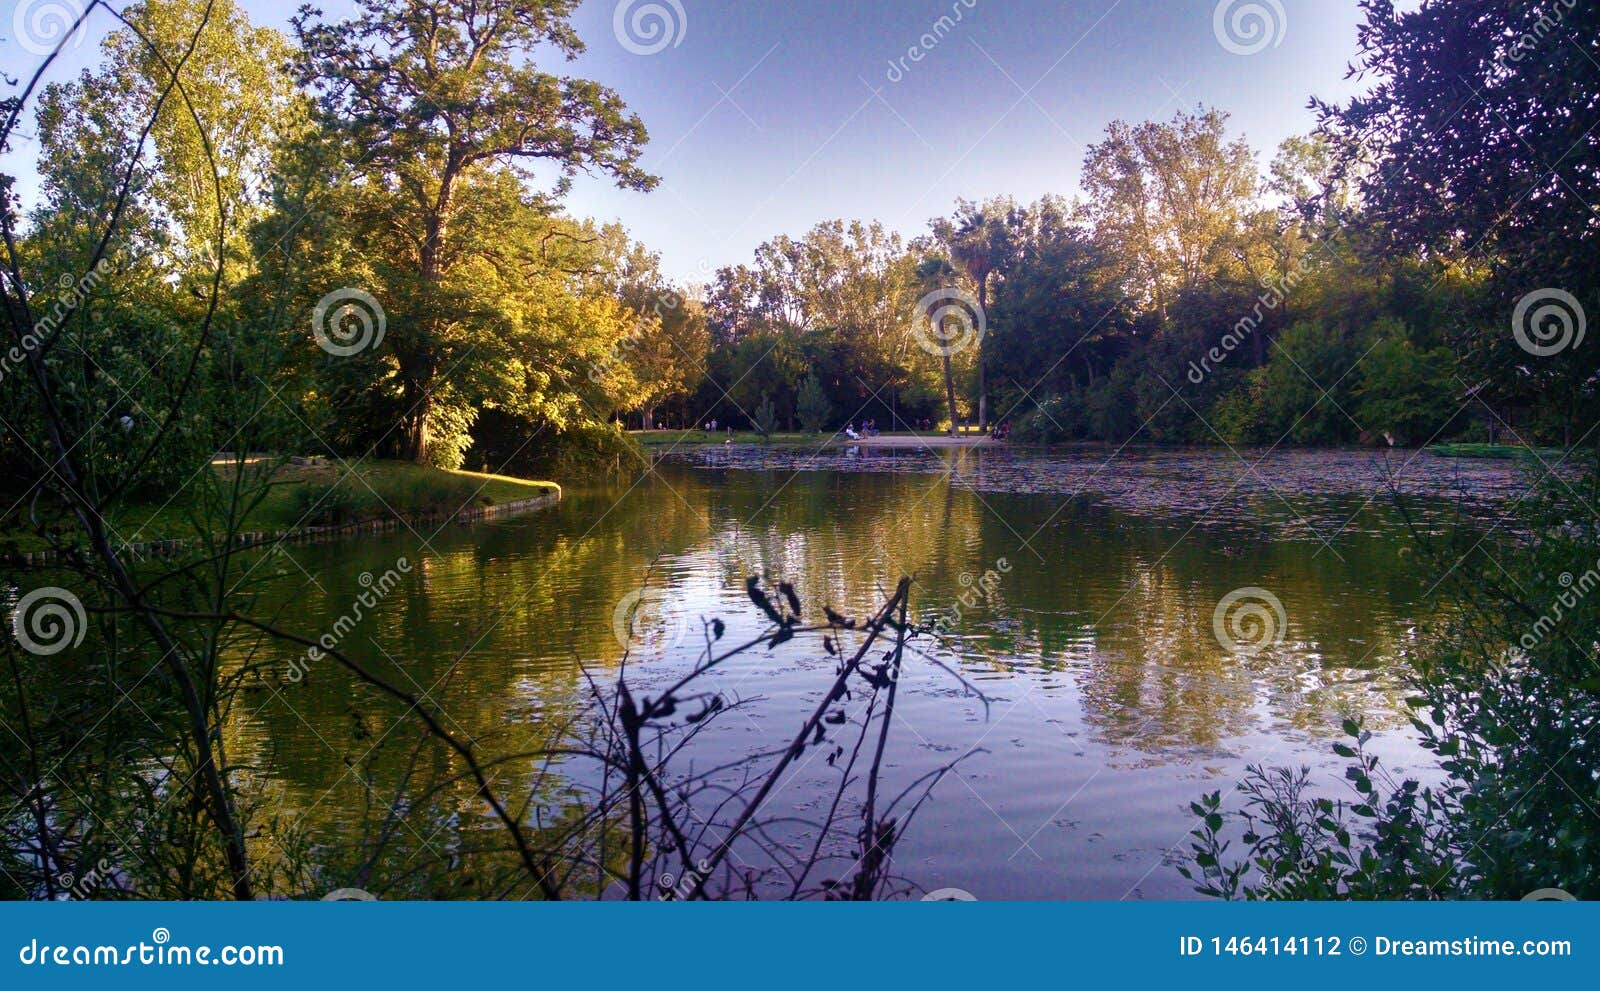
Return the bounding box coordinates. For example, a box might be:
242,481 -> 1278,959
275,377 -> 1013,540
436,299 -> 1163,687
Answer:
232,448 -> 1504,898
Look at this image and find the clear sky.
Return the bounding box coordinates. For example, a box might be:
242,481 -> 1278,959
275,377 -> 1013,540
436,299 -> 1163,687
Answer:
3,0 -> 1371,282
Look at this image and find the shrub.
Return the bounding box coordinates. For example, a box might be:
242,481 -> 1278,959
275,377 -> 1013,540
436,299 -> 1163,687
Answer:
1184,458 -> 1600,899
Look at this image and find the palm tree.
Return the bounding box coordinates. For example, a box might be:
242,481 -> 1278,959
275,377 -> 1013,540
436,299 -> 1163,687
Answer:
915,256 -> 962,438
949,241 -> 991,432
941,201 -> 1009,432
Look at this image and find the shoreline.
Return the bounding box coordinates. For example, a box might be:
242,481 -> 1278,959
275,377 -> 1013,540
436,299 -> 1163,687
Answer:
830,434 -> 998,449
4,489 -> 562,567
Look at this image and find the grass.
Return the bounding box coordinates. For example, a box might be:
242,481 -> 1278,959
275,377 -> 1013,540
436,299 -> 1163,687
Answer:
6,459 -> 558,555
1424,442 -> 1565,460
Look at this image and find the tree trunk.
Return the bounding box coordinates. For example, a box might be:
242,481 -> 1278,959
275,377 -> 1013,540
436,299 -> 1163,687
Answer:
402,388 -> 432,464
976,276 -> 989,432
941,342 -> 959,439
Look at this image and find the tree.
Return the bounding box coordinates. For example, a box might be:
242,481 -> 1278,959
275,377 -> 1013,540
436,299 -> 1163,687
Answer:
1317,0 -> 1600,442
599,229 -> 709,430
35,0 -> 303,276
751,395 -> 779,441
915,256 -> 962,437
987,196 -> 1132,406
293,0 -> 655,462
1354,330 -> 1458,446
1081,107 -> 1258,318
935,199 -> 1012,430
796,372 -> 831,433
704,220 -> 929,429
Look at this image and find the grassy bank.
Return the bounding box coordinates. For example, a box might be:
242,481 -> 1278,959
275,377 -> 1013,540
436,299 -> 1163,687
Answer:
1424,443 -> 1565,460
5,459 -> 559,556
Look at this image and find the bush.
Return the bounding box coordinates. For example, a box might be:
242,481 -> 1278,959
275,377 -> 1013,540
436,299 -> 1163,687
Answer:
1354,331 -> 1461,446
292,480 -> 367,526
1012,395 -> 1081,442
1184,458 -> 1600,899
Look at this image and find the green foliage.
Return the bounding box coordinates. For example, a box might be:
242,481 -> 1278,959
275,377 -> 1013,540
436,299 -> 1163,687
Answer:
1185,461 -> 1600,900
796,373 -> 831,433
1319,0 -> 1600,446
288,0 -> 655,464
1209,384 -> 1268,446
1353,331 -> 1459,446
1251,321 -> 1360,446
751,396 -> 780,441
1011,396 -> 1078,444
1180,723 -> 1456,900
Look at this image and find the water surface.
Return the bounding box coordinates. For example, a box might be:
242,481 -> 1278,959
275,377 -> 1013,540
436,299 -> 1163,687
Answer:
241,446 -> 1529,898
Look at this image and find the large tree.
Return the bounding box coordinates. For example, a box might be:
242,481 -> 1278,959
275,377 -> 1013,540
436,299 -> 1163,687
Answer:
600,229 -> 710,430
934,198 -> 1012,431
293,0 -> 656,462
1081,107 -> 1258,320
915,255 -> 963,437
1316,0 -> 1600,434
704,220 -> 924,425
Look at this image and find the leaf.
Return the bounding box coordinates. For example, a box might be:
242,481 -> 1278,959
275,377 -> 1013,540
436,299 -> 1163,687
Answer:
746,576 -> 784,625
778,581 -> 802,616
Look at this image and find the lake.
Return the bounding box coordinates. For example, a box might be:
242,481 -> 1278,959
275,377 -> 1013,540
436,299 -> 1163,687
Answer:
240,445 -> 1530,899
